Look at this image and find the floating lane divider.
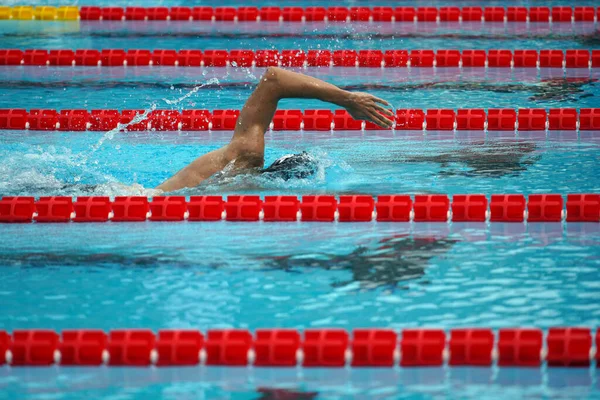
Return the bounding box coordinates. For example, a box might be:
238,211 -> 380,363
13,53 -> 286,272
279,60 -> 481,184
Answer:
1,108 -> 600,132
0,327 -> 598,367
1,49 -> 599,69
0,194 -> 599,223
0,6 -> 598,24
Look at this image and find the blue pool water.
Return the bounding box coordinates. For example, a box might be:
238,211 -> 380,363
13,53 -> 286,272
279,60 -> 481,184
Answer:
1,0 -> 600,398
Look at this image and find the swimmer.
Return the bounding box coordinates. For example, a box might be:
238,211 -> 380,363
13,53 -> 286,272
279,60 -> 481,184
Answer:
156,67 -> 394,192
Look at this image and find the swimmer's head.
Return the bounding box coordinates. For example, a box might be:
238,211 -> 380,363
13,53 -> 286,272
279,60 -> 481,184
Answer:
261,152 -> 318,181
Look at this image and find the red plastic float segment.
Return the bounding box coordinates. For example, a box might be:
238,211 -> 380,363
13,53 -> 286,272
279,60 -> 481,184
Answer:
263,196 -> 299,222
487,109 -> 517,131
111,196 -> 150,222
579,108 -> 600,131
449,329 -> 494,366
400,329 -> 446,366
23,49 -> 48,66
225,195 -> 262,221
513,50 -> 538,68
416,7 -> 438,22
302,109 -> 333,131
304,7 -> 326,22
280,50 -> 306,67
306,50 -> 332,67
461,50 -> 486,67
27,109 -> 58,130
518,109 -> 547,131
349,7 -> 371,22
120,109 -> 148,131
565,50 -> 590,68
333,109 -> 362,130
255,50 -> 279,67
327,7 -> 349,22
409,50 -> 434,67
156,330 -> 203,366
259,7 -> 281,22
88,109 -> 119,131
125,7 -> 146,21
214,7 -> 236,22
107,330 -> 155,366
487,49 -> 512,67
205,329 -> 252,366
148,110 -> 180,131
574,7 -> 595,22
0,331 -> 10,364
0,196 -> 35,223
228,50 -> 254,67
10,330 -> 59,366
149,196 -> 187,221
211,109 -> 239,130
191,7 -> 213,21
527,194 -> 564,222
596,329 -> 600,364
187,196 -> 224,221
490,194 -> 526,222
0,109 -> 28,129
497,328 -> 543,367
0,49 -> 24,65
272,110 -> 303,130
358,50 -> 383,68
170,7 -> 192,21
552,7 -> 572,23
58,110 -> 89,131
254,329 -> 300,366
439,7 -> 460,22
73,197 -> 111,222
372,7 -> 393,22
35,196 -> 73,222
484,7 -> 505,22
176,50 -> 202,67
147,7 -> 169,21
125,49 -> 151,66
456,109 -> 486,130
539,50 -> 564,68
236,7 -> 258,22
282,7 -> 303,22
529,7 -> 550,23
152,49 -> 178,66
451,194 -> 488,222
546,328 -> 592,367
548,108 -> 577,130
384,50 -> 408,67
394,7 -> 416,22
300,195 -> 337,222
566,194 -> 600,222
303,329 -> 348,367
100,49 -> 126,67
60,330 -> 107,366
426,109 -> 455,130
395,109 -> 424,130
80,6 -> 101,20
48,50 -> 74,66
202,50 -> 228,67
436,50 -> 460,67
101,7 -> 124,21
338,195 -> 375,222
461,7 -> 483,22
351,329 -> 397,367
507,7 -> 528,22
375,195 -> 413,222
333,50 -> 358,67
181,109 -> 210,131
74,49 -> 100,66
413,195 -> 450,222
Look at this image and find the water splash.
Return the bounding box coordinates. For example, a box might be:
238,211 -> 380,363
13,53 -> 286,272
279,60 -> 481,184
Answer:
162,77 -> 220,106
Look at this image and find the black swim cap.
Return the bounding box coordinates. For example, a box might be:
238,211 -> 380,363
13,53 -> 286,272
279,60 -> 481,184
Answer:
261,152 -> 318,180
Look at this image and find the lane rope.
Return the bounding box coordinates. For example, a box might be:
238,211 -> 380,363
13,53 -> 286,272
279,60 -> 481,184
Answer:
1,108 -> 599,132
1,194 -> 599,223
1,49 -> 598,69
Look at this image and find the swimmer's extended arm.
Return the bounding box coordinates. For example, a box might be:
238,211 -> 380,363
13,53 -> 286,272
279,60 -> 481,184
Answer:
156,67 -> 393,192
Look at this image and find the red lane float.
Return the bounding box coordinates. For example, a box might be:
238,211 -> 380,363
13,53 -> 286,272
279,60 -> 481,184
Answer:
2,194 -> 596,223
2,49 -> 598,69
2,328 -> 599,367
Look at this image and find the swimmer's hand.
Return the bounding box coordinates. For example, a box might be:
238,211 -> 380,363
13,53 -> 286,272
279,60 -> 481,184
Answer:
342,92 -> 395,128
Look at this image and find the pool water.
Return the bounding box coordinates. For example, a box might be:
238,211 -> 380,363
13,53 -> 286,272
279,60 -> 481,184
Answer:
1,0 -> 600,399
